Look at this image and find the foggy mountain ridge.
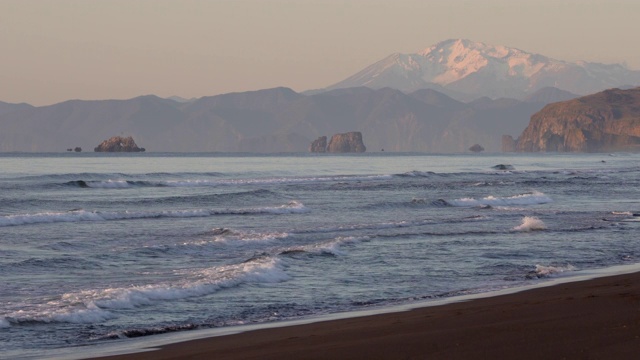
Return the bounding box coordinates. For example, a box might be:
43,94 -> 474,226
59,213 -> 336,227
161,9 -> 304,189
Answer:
0,86 -> 578,153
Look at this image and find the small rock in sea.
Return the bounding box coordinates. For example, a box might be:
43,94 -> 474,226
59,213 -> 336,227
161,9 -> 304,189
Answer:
492,164 -> 515,170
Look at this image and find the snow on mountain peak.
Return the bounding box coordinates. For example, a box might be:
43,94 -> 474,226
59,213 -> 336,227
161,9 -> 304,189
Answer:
419,39 -> 520,61
415,39 -> 553,85
325,39 -> 640,98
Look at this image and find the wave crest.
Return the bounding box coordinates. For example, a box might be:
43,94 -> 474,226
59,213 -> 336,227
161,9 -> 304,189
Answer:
80,258 -> 287,310
513,216 -> 547,231
2,257 -> 288,326
532,264 -> 577,278
211,228 -> 290,244
0,201 -> 308,227
63,174 -> 392,189
444,191 -> 552,207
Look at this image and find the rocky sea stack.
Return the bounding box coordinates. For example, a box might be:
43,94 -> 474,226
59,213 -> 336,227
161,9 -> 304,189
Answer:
311,132 -> 366,153
309,136 -> 328,153
512,87 -> 640,152
94,136 -> 145,152
469,144 -> 484,152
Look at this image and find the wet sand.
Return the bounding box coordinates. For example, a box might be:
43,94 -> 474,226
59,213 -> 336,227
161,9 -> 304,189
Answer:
94,272 -> 640,359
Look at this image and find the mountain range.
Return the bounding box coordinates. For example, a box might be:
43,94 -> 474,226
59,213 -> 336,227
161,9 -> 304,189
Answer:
3,38 -> 639,153
0,86 -> 578,153
324,39 -> 640,100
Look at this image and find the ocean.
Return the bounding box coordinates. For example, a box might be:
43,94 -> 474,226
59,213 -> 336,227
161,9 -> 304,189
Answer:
2,152 -> 640,358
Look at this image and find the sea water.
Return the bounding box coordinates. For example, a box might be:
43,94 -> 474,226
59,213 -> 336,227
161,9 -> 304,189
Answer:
2,152 -> 640,358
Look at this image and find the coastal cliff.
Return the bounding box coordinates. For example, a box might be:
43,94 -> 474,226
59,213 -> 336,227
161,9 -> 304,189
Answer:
514,87 -> 640,152
94,136 -> 145,152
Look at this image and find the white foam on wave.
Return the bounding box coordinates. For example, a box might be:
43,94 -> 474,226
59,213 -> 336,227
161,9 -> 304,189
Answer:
281,236 -> 369,256
160,179 -> 219,187
2,303 -> 117,327
0,209 -> 212,227
265,200 -> 309,214
83,180 -> 133,188
535,264 -> 577,277
446,191 -> 552,207
0,210 -> 104,226
69,257 -> 288,310
612,211 -> 633,216
0,201 -> 308,227
50,305 -> 117,323
3,257 -> 288,326
316,236 -> 368,255
513,216 -> 547,231
211,229 -> 290,244
161,174 -> 392,187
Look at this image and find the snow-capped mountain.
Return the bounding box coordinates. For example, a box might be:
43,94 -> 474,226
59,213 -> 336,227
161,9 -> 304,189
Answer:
325,39 -> 640,100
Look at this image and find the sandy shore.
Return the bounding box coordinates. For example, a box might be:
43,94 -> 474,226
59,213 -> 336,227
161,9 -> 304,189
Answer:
93,272 -> 640,360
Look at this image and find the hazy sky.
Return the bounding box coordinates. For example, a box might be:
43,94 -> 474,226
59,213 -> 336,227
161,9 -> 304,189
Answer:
2,0 -> 638,105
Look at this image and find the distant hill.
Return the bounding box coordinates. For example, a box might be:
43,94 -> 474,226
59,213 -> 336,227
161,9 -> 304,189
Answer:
166,96 -> 197,103
522,87 -> 579,104
515,87 -> 640,152
0,101 -> 33,116
0,86 -> 576,153
324,39 -> 640,101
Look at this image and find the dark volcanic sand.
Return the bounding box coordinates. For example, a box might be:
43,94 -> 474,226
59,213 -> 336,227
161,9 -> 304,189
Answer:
93,272 -> 640,360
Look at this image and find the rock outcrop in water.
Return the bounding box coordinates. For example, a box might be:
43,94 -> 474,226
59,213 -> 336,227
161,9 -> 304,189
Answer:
309,136 -> 328,153
327,132 -> 366,153
94,136 -> 145,152
492,164 -> 515,170
468,144 -> 484,152
310,132 -> 366,153
514,87 -> 640,152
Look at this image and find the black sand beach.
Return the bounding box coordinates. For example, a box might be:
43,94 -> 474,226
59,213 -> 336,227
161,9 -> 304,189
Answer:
93,271 -> 640,360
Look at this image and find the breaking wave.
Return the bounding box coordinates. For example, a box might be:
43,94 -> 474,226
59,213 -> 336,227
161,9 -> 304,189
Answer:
279,236 -> 369,257
210,228 -> 290,244
88,258 -> 287,310
103,323 -> 201,339
1,257 -> 288,326
530,264 -> 577,278
1,303 -> 117,327
0,201 -> 308,227
438,191 -> 552,207
513,216 -> 547,231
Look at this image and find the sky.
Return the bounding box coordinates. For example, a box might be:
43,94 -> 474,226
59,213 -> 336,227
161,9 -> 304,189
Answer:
1,0 -> 639,106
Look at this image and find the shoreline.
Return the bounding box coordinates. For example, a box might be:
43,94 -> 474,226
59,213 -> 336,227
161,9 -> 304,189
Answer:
37,263 -> 640,360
